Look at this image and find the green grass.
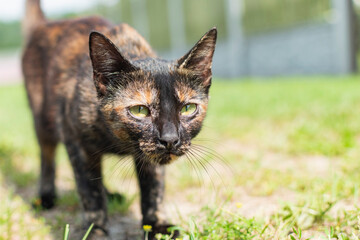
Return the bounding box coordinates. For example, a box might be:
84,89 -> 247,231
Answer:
1,77 -> 360,239
183,206 -> 265,239
207,77 -> 360,156
107,194 -> 136,215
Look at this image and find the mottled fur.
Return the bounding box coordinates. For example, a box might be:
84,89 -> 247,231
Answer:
22,0 -> 216,238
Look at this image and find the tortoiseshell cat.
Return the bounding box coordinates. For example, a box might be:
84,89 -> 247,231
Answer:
22,0 -> 216,238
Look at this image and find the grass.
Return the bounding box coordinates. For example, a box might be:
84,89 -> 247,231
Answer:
184,206 -> 265,239
62,223 -> 94,240
1,77 -> 360,239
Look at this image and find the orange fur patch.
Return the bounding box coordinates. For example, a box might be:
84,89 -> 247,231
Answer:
175,83 -> 198,103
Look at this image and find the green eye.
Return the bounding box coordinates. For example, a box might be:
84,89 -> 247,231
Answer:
181,103 -> 197,116
129,105 -> 150,118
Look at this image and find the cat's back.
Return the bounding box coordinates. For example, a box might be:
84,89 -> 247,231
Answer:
24,17 -> 156,85
23,16 -> 156,116
51,19 -> 157,86
23,16 -> 112,74
22,16 -> 112,116
107,23 -> 156,60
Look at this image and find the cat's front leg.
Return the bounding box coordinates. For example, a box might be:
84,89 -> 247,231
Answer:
135,158 -> 178,238
65,140 -> 108,237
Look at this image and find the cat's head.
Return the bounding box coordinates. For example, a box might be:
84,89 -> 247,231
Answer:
89,28 -> 217,165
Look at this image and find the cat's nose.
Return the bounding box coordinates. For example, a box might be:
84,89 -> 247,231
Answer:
158,121 -> 180,150
158,132 -> 180,150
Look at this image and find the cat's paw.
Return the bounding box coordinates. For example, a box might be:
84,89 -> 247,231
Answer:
147,224 -> 180,239
32,194 -> 56,210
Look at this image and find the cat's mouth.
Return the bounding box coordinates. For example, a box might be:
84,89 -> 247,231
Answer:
157,152 -> 181,165
144,150 -> 184,165
139,140 -> 189,165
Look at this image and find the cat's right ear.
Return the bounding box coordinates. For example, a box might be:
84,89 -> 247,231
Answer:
89,31 -> 138,97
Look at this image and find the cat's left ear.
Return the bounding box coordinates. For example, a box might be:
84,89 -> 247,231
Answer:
177,27 -> 217,88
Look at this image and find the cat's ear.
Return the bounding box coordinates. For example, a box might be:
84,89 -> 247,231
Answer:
89,31 -> 138,97
177,27 -> 217,88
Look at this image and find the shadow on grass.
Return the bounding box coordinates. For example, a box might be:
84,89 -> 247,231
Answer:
0,141 -> 141,239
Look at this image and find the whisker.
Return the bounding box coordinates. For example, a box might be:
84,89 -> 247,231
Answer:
191,144 -> 232,174
126,151 -> 146,191
188,149 -> 216,191
120,157 -> 136,192
106,155 -> 132,181
193,138 -> 223,145
184,152 -> 203,188
192,144 -> 227,162
89,142 -> 139,183
92,141 -> 136,159
190,145 -> 234,189
88,142 -> 137,172
190,148 -> 232,195
137,152 -> 151,179
90,143 -> 119,156
191,145 -> 226,167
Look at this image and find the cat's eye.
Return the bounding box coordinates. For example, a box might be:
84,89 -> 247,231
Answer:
129,105 -> 150,118
180,103 -> 197,116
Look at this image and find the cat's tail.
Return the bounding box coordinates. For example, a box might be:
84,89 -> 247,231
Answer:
22,0 -> 46,43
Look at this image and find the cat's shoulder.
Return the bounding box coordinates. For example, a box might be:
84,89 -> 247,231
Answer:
106,23 -> 156,60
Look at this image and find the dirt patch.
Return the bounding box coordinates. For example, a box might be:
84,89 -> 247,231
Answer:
217,139 -> 335,176
1,137 -> 344,239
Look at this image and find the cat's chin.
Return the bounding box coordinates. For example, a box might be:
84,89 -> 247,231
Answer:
158,154 -> 179,165
141,149 -> 184,165
146,153 -> 181,165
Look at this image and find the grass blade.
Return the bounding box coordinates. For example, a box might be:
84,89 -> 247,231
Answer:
82,223 -> 94,240
63,224 -> 70,240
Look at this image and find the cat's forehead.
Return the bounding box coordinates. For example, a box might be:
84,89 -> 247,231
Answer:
133,58 -> 175,73
119,58 -> 208,105
132,58 -> 199,88
132,58 -> 191,90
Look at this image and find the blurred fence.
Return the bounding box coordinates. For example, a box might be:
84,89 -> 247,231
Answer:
96,0 -> 228,50
243,0 -> 331,34
93,0 -> 357,77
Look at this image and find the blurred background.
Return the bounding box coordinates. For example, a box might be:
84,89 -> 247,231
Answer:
1,0 -> 360,83
3,1 -> 360,239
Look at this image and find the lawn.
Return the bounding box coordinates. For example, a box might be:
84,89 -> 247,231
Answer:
1,77 -> 360,239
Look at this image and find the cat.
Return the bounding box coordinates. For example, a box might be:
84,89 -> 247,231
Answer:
22,0 -> 217,238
